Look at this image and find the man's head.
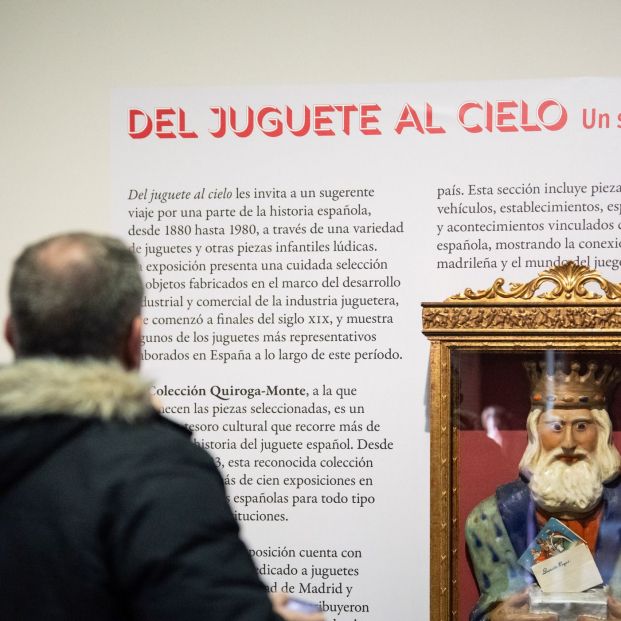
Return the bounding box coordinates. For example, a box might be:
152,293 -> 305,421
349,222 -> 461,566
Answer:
5,232 -> 143,368
519,405 -> 621,516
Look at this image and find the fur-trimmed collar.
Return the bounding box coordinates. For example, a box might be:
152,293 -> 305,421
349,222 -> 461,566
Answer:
0,358 -> 154,421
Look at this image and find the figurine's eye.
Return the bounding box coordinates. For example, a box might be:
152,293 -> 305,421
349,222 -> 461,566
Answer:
574,421 -> 590,432
549,421 -> 564,432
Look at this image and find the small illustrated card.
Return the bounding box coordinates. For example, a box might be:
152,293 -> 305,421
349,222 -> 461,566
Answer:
519,518 -> 602,593
518,518 -> 583,572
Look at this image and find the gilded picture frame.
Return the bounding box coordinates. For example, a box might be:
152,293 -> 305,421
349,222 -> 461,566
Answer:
422,262 -> 621,621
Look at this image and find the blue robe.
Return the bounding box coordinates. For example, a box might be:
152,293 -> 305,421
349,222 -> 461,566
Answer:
465,476 -> 621,620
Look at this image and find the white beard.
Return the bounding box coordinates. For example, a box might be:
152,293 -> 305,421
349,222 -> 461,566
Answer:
529,450 -> 604,516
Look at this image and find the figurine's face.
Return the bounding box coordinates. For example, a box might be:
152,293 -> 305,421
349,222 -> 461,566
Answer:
526,406 -> 620,516
537,408 -> 598,458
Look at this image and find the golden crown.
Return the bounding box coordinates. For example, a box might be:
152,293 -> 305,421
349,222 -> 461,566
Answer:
524,360 -> 621,409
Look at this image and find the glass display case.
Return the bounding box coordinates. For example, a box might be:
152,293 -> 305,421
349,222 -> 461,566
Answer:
422,263 -> 621,621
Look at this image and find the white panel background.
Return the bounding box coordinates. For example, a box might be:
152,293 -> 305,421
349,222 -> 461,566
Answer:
2,2 -> 621,618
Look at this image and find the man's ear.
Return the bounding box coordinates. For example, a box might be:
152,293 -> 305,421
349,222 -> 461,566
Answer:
122,315 -> 142,370
4,316 -> 16,352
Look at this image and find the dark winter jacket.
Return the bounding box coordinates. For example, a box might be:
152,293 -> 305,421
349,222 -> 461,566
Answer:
0,358 -> 280,621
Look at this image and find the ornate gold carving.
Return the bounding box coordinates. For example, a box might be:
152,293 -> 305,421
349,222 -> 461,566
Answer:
423,305 -> 621,331
449,262 -> 621,303
429,342 -> 453,621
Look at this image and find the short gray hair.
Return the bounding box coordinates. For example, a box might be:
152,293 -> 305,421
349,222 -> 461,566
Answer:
9,232 -> 143,359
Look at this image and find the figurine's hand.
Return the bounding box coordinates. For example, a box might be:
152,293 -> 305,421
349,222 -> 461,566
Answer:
609,595 -> 621,620
577,594 -> 621,621
489,591 -> 558,621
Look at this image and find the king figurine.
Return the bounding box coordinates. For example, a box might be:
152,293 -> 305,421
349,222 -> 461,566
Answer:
466,360 -> 621,621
